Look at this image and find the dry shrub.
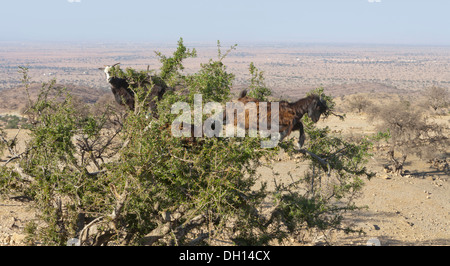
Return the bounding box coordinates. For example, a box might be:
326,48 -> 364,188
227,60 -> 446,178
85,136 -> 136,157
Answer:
424,86 -> 449,112
367,98 -> 448,159
345,94 -> 373,114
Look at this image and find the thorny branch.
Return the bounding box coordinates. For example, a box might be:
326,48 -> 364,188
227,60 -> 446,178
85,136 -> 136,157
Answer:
78,181 -> 129,246
296,148 -> 331,176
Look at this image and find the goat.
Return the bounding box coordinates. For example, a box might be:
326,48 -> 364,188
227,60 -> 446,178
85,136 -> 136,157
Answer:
99,63 -> 171,117
225,90 -> 328,148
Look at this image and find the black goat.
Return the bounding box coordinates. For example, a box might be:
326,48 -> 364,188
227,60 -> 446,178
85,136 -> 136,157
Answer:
99,63 -> 171,117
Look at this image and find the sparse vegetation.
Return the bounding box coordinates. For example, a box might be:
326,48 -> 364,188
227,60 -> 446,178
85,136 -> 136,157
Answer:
346,94 -> 373,114
0,115 -> 29,129
1,43 -> 449,106
365,96 -> 448,173
369,100 -> 446,150
424,86 -> 449,112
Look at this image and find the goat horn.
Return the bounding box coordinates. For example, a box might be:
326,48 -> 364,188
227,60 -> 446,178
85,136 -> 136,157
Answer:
112,62 -> 121,67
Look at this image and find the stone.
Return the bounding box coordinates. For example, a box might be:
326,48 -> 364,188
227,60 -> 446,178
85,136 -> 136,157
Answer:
7,217 -> 16,229
11,233 -> 25,245
366,238 -> 381,246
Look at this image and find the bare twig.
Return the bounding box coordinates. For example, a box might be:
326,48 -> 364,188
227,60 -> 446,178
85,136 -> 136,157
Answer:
188,232 -> 209,246
110,181 -> 129,222
388,150 -> 407,176
78,216 -> 106,245
14,164 -> 34,182
173,214 -> 206,244
140,221 -> 172,246
168,149 -> 195,164
86,169 -> 107,176
329,111 -> 345,120
77,181 -> 129,246
296,148 -> 331,176
140,209 -> 207,246
3,145 -> 35,166
1,133 -> 18,160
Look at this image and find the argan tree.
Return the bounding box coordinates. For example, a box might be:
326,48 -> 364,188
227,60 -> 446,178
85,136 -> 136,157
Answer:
1,39 -> 375,246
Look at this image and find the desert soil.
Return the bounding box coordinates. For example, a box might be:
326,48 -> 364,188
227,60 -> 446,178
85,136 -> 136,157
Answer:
0,113 -> 449,246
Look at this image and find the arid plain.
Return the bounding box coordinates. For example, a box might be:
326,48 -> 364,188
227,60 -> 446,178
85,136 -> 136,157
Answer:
1,42 -> 449,97
0,42 -> 449,245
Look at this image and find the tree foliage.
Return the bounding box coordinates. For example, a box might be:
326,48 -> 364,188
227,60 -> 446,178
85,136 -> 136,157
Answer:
155,37 -> 197,86
247,62 -> 272,101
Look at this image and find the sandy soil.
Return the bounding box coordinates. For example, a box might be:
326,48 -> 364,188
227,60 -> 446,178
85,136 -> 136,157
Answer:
255,113 -> 449,246
0,113 -> 449,246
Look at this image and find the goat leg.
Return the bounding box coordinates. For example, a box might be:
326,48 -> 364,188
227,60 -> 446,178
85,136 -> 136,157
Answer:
298,132 -> 305,149
278,127 -> 290,142
294,121 -> 305,149
278,118 -> 296,142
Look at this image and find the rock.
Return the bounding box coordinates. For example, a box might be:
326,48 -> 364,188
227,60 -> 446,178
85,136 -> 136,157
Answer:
7,217 -> 16,229
10,233 -> 26,245
425,175 -> 436,181
4,235 -> 11,245
380,174 -> 391,180
366,238 -> 381,246
403,219 -> 414,227
67,238 -> 81,246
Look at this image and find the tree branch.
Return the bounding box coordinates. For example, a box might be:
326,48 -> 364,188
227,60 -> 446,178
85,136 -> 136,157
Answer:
296,148 -> 331,176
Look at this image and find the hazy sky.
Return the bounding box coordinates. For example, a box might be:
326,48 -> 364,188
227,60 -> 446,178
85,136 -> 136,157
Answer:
1,0 -> 449,45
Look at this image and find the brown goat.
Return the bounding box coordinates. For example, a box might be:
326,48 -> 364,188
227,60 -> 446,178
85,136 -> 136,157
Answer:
150,90 -> 328,148
225,90 -> 327,148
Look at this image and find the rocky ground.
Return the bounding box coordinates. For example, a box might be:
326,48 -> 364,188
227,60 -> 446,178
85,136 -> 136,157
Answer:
258,112 -> 449,246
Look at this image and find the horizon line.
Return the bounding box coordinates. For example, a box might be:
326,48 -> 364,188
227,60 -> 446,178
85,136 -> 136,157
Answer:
1,39 -> 450,48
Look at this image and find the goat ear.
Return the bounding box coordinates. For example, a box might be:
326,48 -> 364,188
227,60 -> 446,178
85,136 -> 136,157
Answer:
308,98 -> 316,114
